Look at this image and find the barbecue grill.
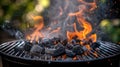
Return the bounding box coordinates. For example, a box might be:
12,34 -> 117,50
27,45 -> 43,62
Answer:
0,40 -> 120,66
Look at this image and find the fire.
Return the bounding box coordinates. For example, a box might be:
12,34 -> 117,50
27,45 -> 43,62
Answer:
26,16 -> 44,42
67,0 -> 97,44
48,27 -> 61,35
24,0 -> 100,60
26,0 -> 97,45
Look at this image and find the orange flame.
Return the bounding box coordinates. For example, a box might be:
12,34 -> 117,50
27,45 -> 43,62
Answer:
67,0 -> 97,44
26,0 -> 97,44
26,16 -> 44,42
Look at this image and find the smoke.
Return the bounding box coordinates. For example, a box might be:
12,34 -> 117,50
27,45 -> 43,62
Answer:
41,0 -> 109,39
42,0 -> 79,38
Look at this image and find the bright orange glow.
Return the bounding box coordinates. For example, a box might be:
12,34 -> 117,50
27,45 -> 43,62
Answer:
93,51 -> 98,57
73,56 -> 77,60
62,54 -> 67,59
67,0 -> 97,44
85,45 -> 91,50
89,34 -> 97,43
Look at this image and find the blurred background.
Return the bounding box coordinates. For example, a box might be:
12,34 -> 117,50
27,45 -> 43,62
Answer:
0,0 -> 120,44
0,0 -> 120,67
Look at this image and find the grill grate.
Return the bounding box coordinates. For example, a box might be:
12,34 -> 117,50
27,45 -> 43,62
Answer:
0,40 -> 120,62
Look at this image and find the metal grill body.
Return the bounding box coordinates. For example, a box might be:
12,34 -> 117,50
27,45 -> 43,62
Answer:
0,40 -> 120,64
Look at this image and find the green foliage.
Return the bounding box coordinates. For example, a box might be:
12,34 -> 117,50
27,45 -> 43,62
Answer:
0,0 -> 35,25
100,19 -> 120,44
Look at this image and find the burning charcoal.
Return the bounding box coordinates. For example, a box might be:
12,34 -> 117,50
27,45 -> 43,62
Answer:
52,37 -> 61,42
52,43 -> 65,57
55,38 -> 61,43
82,46 -> 88,52
52,47 -> 65,57
65,49 -> 76,58
62,39 -> 68,46
41,38 -> 50,44
72,45 -> 84,55
45,48 -> 56,54
82,39 -> 93,46
30,45 -> 45,55
71,36 -> 81,45
72,35 -> 78,40
71,39 -> 76,44
66,44 -> 73,50
24,41 -> 32,52
32,40 -> 38,45
41,48 -> 45,54
54,43 -> 63,49
76,39 -> 81,44
45,44 -> 53,48
42,42 -> 53,48
56,56 -> 62,61
64,57 -> 73,61
88,39 -> 93,45
50,37 -> 61,45
91,42 -> 101,50
41,38 -> 53,47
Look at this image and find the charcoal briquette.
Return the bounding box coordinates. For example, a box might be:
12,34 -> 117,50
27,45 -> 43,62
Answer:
45,48 -> 55,54
91,42 -> 101,50
72,45 -> 84,55
65,49 -> 76,58
24,41 -> 32,52
30,45 -> 44,55
52,45 -> 65,57
66,44 -> 73,50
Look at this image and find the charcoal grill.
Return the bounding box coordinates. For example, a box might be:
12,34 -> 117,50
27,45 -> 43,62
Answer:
0,40 -> 120,65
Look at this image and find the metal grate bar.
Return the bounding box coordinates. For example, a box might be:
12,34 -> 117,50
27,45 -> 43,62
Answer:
19,51 -> 25,57
102,46 -> 119,54
96,50 -> 107,58
14,51 -> 20,56
89,51 -> 98,58
0,42 -> 13,50
7,49 -> 14,54
4,41 -> 24,53
102,44 -> 120,52
100,42 -> 120,50
1,42 -> 18,52
100,46 -> 118,55
0,40 -> 120,62
9,51 -> 15,55
0,42 -> 9,48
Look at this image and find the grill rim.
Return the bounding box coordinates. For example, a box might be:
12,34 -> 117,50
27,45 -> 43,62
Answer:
0,40 -> 120,63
